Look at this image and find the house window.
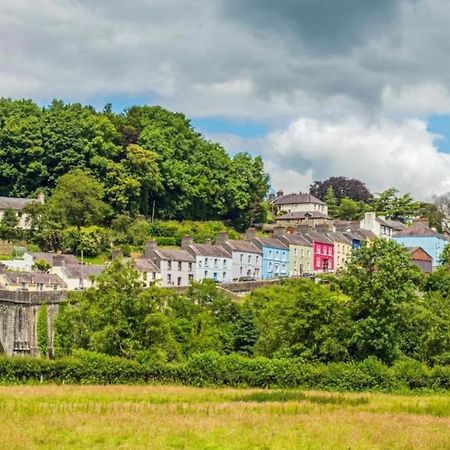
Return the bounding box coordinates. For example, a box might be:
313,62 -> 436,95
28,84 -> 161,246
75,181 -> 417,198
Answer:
204,271 -> 208,278
294,248 -> 297,256
188,262 -> 193,271
188,274 -> 194,282
248,255 -> 251,263
269,250 -> 273,258
256,256 -> 259,264
240,267 -> 243,275
275,251 -> 279,259
223,272 -> 226,279
240,254 -> 243,263
223,259 -> 227,268
167,274 -> 172,285
205,257 -> 209,266
168,261 -> 172,270
213,272 -> 218,280
178,261 -> 182,270
177,277 -> 182,286
214,258 -> 218,267
281,264 -> 286,273
268,262 -> 273,272
275,264 -> 280,274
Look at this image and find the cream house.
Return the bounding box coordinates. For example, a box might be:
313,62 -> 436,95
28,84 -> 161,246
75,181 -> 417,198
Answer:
0,193 -> 45,229
271,193 -> 328,216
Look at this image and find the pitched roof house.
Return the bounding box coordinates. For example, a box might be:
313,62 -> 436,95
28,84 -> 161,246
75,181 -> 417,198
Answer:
360,212 -> 406,239
0,193 -> 45,229
271,192 -> 328,216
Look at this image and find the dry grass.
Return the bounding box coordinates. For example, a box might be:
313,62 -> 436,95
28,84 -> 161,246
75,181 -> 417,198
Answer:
1,385 -> 450,449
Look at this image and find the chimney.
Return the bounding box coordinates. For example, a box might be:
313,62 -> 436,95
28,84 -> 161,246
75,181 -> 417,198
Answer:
52,255 -> 65,267
276,190 -> 284,198
215,231 -> 228,244
273,226 -> 285,237
181,236 -> 194,248
245,228 -> 257,241
144,240 -> 157,258
37,191 -> 45,204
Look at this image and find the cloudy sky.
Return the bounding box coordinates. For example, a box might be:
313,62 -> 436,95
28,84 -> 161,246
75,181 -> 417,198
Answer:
2,0 -> 450,198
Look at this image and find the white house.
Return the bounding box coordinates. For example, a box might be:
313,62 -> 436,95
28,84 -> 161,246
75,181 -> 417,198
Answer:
143,241 -> 195,287
182,237 -> 233,283
134,258 -> 162,287
0,193 -> 45,229
271,192 -> 328,216
360,212 -> 406,239
215,232 -> 262,281
0,269 -> 66,292
2,252 -> 78,272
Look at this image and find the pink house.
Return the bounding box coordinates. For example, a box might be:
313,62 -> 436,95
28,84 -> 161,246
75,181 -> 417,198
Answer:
299,230 -> 334,272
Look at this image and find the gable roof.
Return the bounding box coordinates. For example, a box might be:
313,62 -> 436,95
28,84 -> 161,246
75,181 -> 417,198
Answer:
220,240 -> 262,254
278,233 -> 312,247
272,193 -> 325,206
0,271 -> 66,287
134,258 -> 160,272
395,221 -> 449,239
376,217 -> 406,231
153,248 -> 195,262
298,230 -> 334,245
30,252 -> 78,266
325,231 -> 352,245
251,237 -> 288,250
61,264 -> 105,279
185,243 -> 231,258
0,196 -> 37,211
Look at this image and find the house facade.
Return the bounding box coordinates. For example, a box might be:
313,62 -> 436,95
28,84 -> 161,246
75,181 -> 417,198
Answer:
247,230 -> 289,279
0,193 -> 45,229
407,247 -> 433,273
271,193 -> 328,216
299,230 -> 334,273
277,234 -> 313,276
275,211 -> 331,228
144,241 -> 195,287
134,258 -> 162,287
0,269 -> 66,292
215,232 -> 262,281
183,237 -> 233,283
51,262 -> 105,290
325,231 -> 352,271
393,221 -> 449,268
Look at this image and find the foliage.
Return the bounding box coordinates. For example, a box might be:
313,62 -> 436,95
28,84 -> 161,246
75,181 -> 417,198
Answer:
370,188 -> 421,222
310,176 -> 372,203
440,243 -> 450,266
33,259 -> 51,272
37,304 -> 49,358
335,198 -> 367,221
340,239 -> 422,363
0,207 -> 19,241
61,226 -> 112,257
324,186 -> 338,217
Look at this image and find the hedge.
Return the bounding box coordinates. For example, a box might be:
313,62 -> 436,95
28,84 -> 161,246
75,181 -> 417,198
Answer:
0,351 -> 449,391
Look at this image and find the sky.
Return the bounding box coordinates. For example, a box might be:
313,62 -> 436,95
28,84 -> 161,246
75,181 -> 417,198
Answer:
2,0 -> 450,199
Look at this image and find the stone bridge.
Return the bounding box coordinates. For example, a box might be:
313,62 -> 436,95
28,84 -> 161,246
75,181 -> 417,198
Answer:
0,290 -> 64,356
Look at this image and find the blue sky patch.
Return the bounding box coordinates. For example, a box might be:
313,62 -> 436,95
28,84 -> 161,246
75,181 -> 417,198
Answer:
427,114 -> 450,153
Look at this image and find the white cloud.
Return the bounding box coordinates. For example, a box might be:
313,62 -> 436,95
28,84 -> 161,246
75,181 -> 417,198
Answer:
260,117 -> 450,199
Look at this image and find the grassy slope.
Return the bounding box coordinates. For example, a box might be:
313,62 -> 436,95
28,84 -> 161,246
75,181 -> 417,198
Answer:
1,385 -> 450,449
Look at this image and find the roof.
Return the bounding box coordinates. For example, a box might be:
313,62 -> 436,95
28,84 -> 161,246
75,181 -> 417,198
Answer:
221,240 -> 262,254
0,196 -> 36,211
325,231 -> 352,245
298,230 -> 334,245
251,237 -> 289,250
185,244 -> 231,258
376,217 -> 407,231
134,258 -> 160,272
0,271 -> 66,287
278,233 -> 312,247
272,193 -> 325,206
394,222 -> 449,239
30,252 -> 78,266
277,211 -> 328,220
153,248 -> 195,262
353,229 -> 377,241
61,264 -> 105,279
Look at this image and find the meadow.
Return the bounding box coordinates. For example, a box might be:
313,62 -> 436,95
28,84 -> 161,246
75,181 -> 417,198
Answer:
2,385 -> 450,449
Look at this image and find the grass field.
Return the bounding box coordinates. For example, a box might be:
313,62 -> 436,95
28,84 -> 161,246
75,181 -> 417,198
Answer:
1,385 -> 450,449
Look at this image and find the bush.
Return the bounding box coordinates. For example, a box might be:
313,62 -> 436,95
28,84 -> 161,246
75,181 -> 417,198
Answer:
155,236 -> 177,246
0,352 -> 448,391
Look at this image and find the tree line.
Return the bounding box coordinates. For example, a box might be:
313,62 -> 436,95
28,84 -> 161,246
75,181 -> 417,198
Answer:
0,99 -> 269,230
54,239 -> 450,366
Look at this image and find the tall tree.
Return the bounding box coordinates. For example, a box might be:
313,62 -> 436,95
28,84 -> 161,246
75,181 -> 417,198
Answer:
49,169 -> 110,230
310,176 -> 372,202
324,186 -> 338,217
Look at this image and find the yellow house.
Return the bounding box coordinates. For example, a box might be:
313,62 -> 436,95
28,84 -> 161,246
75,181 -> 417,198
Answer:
277,234 -> 313,276
325,231 -> 353,271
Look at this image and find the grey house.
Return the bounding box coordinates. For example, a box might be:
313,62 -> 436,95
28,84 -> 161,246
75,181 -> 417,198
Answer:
144,241 -> 195,287
215,232 -> 262,281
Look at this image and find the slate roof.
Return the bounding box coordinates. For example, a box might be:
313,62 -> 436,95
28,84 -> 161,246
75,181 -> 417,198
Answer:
395,222 -> 449,239
0,271 -> 66,287
185,244 -> 231,258
61,264 -> 105,279
0,196 -> 36,210
220,240 -> 262,254
376,217 -> 406,231
352,229 -> 377,241
251,237 -> 289,250
277,211 -> 328,220
298,230 -> 334,245
134,258 -> 160,272
30,252 -> 78,266
272,193 -> 325,206
278,234 -> 313,247
325,231 -> 352,245
153,248 -> 195,262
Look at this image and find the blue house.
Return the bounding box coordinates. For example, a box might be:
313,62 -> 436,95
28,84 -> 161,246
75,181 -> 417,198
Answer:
393,221 -> 449,268
246,231 -> 289,279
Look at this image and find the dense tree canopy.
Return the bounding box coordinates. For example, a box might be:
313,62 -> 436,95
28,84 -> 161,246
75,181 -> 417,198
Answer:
310,176 -> 372,203
0,99 -> 269,230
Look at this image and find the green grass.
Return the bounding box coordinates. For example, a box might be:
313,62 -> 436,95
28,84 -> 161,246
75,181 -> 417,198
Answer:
1,385 -> 449,449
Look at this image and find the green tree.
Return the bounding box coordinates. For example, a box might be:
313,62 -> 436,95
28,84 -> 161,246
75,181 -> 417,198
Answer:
0,207 -> 19,241
325,186 -> 338,217
370,188 -> 421,222
49,169 -> 111,230
440,243 -> 450,266
340,239 -> 422,363
335,198 -> 367,221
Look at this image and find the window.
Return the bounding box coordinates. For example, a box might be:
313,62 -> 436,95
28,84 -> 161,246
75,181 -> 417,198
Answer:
240,267 -> 243,275
177,277 -> 182,286
223,272 -> 226,279
294,248 -> 297,256
205,257 -> 209,266
188,262 -> 193,271
213,272 -> 218,280
275,250 -> 279,259
294,261 -> 297,269
167,261 -> 172,270
178,261 -> 182,270
214,258 -> 218,267
281,264 -> 286,273
269,250 -> 273,259
143,272 -> 148,281
275,264 -> 280,274
240,254 -> 243,263
204,271 -> 208,278
256,256 -> 259,264
37,283 -> 43,291
188,274 -> 194,282
268,262 -> 273,272
223,259 -> 227,268
167,274 -> 172,285
248,255 -> 251,263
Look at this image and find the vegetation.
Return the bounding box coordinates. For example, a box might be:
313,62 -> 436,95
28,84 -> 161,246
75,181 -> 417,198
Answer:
0,99 -> 269,230
0,385 -> 449,449
36,304 -> 49,358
